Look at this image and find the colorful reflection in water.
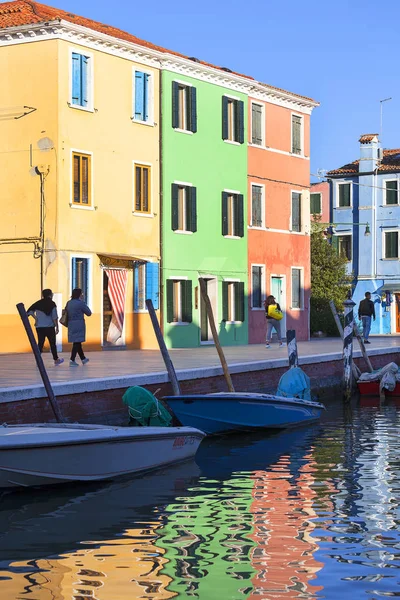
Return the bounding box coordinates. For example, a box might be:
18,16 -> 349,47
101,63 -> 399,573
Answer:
0,399 -> 399,599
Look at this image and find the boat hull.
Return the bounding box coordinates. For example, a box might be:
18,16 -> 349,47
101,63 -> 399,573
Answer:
164,393 -> 324,435
0,424 -> 205,489
357,381 -> 400,396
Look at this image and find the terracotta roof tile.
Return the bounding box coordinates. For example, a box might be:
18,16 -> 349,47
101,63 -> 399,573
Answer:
327,148 -> 400,176
359,134 -> 379,143
0,0 -> 255,78
0,0 -> 318,104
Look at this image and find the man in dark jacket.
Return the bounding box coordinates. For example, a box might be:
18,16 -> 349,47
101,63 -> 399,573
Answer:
358,292 -> 375,344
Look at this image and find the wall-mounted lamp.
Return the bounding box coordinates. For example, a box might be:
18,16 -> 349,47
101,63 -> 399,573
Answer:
323,222 -> 371,237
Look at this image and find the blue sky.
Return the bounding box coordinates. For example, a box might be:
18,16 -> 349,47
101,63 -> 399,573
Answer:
43,0 -> 399,179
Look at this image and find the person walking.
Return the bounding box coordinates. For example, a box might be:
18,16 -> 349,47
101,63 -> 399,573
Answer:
358,291 -> 375,344
27,289 -> 64,365
66,288 -> 92,366
264,295 -> 285,349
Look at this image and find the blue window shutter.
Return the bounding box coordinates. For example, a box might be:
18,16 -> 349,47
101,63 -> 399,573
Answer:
222,96 -> 229,140
171,184 -> 179,230
81,55 -> 88,107
172,81 -> 179,129
134,264 -> 139,311
236,100 -> 244,144
146,262 -> 159,310
190,86 -> 197,133
190,186 -> 197,233
135,71 -> 145,120
222,191 -> 228,236
72,52 -> 81,105
144,73 -> 149,121
71,257 -> 77,292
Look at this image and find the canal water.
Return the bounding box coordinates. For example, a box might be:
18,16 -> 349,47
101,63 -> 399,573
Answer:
0,397 -> 399,599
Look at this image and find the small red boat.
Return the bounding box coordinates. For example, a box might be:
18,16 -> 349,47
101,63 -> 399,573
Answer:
357,381 -> 400,396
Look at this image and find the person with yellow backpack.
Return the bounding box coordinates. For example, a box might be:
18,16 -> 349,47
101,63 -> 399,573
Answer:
264,295 -> 285,349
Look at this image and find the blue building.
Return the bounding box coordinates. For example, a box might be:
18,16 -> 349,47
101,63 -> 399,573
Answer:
327,134 -> 400,336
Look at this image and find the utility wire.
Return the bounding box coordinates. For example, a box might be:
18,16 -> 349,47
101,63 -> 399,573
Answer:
311,172 -> 400,193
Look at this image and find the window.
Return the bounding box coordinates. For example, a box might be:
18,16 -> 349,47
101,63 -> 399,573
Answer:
291,114 -> 302,155
222,192 -> 244,237
73,152 -> 91,205
172,82 -> 197,132
384,231 -> 399,259
251,184 -> 263,227
71,52 -> 91,109
251,102 -> 263,145
338,235 -> 352,261
338,183 -> 351,207
291,192 -> 302,232
222,281 -> 245,322
71,257 -> 90,303
133,70 -> 152,123
222,96 -> 244,143
166,279 -> 192,323
251,265 -> 265,309
171,184 -> 197,232
310,193 -> 322,214
385,180 -> 398,205
134,164 -> 151,213
291,268 -> 302,309
134,262 -> 159,311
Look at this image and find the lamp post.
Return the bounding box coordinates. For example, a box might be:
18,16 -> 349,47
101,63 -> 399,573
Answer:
323,222 -> 371,237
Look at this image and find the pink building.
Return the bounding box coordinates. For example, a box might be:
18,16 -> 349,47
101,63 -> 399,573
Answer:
310,181 -> 330,224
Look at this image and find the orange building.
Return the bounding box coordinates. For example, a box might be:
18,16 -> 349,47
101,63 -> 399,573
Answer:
248,93 -> 318,343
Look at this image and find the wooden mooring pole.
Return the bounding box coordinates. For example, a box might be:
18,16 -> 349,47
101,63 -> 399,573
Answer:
286,330 -> 298,368
343,294 -> 356,404
329,300 -> 362,379
16,302 -> 64,423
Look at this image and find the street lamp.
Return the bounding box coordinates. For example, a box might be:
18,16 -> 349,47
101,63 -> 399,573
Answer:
324,222 -> 371,237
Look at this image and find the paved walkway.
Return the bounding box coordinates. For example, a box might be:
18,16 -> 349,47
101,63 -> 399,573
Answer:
0,336 -> 399,401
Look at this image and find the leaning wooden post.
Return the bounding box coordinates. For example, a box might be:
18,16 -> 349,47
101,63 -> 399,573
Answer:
16,303 -> 64,423
145,299 -> 181,396
329,299 -> 362,379
286,330 -> 298,368
198,278 -> 235,392
343,294 -> 356,404
353,321 -> 374,373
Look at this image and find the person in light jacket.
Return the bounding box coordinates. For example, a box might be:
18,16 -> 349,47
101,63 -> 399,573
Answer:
66,288 -> 92,366
27,288 -> 64,365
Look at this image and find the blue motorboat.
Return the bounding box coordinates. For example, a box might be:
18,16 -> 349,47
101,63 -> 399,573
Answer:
163,392 -> 325,435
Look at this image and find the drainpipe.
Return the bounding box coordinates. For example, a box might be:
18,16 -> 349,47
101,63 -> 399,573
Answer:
36,168 -> 46,292
158,66 -> 164,332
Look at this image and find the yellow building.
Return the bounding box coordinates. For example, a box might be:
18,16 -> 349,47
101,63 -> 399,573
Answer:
0,0 -> 163,352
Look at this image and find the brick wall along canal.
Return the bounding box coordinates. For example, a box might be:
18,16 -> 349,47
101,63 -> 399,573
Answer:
0,395 -> 399,599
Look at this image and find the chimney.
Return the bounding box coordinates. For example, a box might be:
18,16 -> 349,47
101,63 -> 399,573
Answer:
359,133 -> 380,172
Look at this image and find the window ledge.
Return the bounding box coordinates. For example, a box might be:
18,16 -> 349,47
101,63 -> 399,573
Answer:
382,258 -> 399,261
248,225 -> 266,231
251,307 -> 264,311
383,203 -> 399,207
69,203 -> 95,211
131,118 -> 155,127
173,128 -> 194,135
68,102 -> 94,114
132,212 -> 155,218
173,230 -> 194,235
335,206 -> 353,210
224,320 -> 243,324
169,321 -> 190,326
223,139 -> 241,146
223,235 -> 241,240
290,308 -> 304,311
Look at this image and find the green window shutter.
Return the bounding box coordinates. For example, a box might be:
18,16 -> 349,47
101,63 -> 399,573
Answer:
331,235 -> 339,253
236,100 -> 245,144
166,279 -> 174,322
339,183 -> 351,207
237,194 -> 244,237
386,231 -> 398,258
182,280 -> 193,323
172,81 -> 179,129
189,186 -> 197,233
222,281 -> 229,321
252,103 -> 262,145
171,184 -> 179,231
222,191 -> 228,236
222,96 -> 229,140
235,282 -> 245,322
190,86 -> 197,133
386,181 -> 398,205
310,193 -> 321,214
292,269 -> 301,308
291,192 -> 301,232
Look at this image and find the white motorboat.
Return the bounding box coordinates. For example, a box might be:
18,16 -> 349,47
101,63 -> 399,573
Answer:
0,423 -> 205,489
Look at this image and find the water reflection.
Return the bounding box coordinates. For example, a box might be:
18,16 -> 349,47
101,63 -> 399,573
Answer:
0,400 -> 399,599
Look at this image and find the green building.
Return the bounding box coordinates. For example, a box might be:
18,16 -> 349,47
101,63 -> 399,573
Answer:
161,69 -> 248,348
